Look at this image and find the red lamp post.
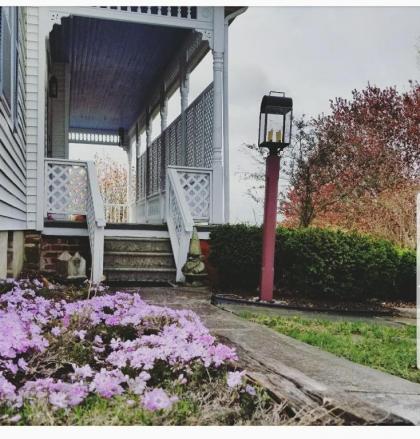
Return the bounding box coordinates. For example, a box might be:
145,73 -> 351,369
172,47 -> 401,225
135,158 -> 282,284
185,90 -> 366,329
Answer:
258,92 -> 293,301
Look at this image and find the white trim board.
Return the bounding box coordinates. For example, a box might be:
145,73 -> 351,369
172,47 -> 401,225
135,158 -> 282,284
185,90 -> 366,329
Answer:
41,227 -> 210,240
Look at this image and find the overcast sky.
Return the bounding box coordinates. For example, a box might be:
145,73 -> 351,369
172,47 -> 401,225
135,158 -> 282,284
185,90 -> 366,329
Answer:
71,6 -> 420,224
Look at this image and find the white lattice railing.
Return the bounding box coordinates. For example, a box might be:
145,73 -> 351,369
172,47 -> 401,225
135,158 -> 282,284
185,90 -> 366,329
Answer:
104,204 -> 129,224
166,168 -> 194,282
44,159 -> 105,283
136,83 -> 214,224
45,159 -> 88,218
170,166 -> 212,223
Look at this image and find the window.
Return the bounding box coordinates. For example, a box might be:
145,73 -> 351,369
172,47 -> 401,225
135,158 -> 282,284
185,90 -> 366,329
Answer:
0,6 -> 18,127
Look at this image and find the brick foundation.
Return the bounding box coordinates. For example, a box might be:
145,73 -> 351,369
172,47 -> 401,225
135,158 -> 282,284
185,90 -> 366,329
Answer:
23,232 -> 91,280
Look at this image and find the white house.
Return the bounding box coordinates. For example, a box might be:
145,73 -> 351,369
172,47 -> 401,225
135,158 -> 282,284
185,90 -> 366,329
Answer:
0,5 -> 246,283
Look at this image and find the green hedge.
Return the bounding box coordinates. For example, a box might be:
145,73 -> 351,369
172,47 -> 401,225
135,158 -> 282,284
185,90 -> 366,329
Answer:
209,225 -> 416,301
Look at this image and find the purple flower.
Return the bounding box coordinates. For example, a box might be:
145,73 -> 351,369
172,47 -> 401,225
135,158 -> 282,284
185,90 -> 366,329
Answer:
71,364 -> 93,380
227,371 -> 245,388
73,330 -> 87,341
0,373 -> 16,402
245,384 -> 256,396
142,388 -> 178,411
90,369 -> 127,398
128,376 -> 147,395
51,326 -> 61,337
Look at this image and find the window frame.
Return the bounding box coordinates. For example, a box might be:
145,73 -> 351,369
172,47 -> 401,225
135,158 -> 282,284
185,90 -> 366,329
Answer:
0,6 -> 19,130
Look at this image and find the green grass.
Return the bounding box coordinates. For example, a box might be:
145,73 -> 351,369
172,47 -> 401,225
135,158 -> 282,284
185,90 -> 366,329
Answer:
239,312 -> 419,383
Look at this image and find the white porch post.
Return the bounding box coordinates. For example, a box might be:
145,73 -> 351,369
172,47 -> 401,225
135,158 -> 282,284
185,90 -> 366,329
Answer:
160,91 -> 168,221
180,60 -> 189,166
145,111 -> 152,222
135,124 -> 141,202
160,91 -> 168,132
211,7 -> 225,224
127,140 -> 133,222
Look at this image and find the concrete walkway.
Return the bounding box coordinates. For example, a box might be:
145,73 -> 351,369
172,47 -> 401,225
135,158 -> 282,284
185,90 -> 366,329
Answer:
138,286 -> 420,425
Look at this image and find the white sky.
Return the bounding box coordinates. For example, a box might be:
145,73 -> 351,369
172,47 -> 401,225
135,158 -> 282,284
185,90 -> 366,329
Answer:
71,6 -> 420,224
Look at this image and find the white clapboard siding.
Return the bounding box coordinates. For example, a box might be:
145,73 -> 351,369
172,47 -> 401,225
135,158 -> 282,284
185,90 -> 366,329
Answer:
0,7 -> 27,231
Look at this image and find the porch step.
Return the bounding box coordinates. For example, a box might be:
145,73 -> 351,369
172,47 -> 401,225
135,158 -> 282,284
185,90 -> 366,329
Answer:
104,252 -> 174,269
103,237 -> 176,283
104,267 -> 176,282
104,237 -> 172,253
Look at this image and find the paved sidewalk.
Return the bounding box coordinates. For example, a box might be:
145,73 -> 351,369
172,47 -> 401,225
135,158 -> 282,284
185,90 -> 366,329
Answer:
137,286 -> 420,425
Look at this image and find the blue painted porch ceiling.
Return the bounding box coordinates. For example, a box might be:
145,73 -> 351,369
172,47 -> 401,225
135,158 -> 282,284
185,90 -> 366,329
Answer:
50,16 -> 190,131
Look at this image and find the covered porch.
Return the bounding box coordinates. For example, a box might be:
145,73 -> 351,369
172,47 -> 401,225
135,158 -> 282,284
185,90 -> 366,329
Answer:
38,6 -> 243,282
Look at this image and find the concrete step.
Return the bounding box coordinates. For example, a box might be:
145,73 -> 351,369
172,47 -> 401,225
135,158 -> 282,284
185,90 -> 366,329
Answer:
104,251 -> 175,269
104,267 -> 176,283
104,237 -> 172,253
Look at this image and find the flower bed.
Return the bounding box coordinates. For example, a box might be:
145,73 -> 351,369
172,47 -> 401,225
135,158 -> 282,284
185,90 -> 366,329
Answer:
0,279 -> 290,425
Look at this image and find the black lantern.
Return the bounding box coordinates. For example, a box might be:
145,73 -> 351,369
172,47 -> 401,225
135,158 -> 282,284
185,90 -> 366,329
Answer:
49,76 -> 58,98
258,91 -> 293,152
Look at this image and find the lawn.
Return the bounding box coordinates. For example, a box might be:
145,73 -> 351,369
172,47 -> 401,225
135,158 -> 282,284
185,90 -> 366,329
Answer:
238,312 -> 419,383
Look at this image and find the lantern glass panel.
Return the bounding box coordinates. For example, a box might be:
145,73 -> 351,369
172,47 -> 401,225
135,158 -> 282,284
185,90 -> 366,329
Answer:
283,110 -> 292,145
259,112 -> 267,146
266,113 -> 285,143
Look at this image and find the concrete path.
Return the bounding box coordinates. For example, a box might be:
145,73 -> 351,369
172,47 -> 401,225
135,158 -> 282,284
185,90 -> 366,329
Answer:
137,286 -> 420,425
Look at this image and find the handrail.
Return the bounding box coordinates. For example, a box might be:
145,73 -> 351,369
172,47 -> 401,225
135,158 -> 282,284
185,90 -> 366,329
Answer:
85,161 -> 105,283
167,168 -> 194,232
166,167 -> 194,282
45,157 -> 89,166
86,161 -> 106,227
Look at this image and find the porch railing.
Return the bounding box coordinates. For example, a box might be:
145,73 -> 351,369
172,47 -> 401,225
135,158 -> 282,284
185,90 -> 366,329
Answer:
104,203 -> 129,223
44,158 -> 105,283
136,82 -> 214,223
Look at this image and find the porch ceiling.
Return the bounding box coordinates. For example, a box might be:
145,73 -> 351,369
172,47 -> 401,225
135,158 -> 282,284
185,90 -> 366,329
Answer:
50,16 -> 191,132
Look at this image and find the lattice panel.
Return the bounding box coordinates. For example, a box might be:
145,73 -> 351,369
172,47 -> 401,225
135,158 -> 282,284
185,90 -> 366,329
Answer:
185,108 -> 195,167
137,155 -> 146,200
167,117 -> 180,166
46,163 -> 87,215
178,171 -> 211,221
185,83 -> 214,169
202,85 -> 214,168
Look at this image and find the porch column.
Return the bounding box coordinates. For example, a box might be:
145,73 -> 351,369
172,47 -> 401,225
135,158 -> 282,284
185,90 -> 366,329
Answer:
127,141 -> 133,222
160,91 -> 168,132
145,111 -> 152,198
127,145 -> 132,201
160,91 -> 168,222
135,124 -> 141,202
180,62 -> 189,166
211,7 -> 225,224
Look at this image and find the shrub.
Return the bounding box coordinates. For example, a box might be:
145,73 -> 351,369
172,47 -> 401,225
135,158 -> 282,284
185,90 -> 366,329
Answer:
209,225 -> 416,301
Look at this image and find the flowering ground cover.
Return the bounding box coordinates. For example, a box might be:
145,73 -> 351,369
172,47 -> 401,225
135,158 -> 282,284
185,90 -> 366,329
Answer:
0,279 -> 304,426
